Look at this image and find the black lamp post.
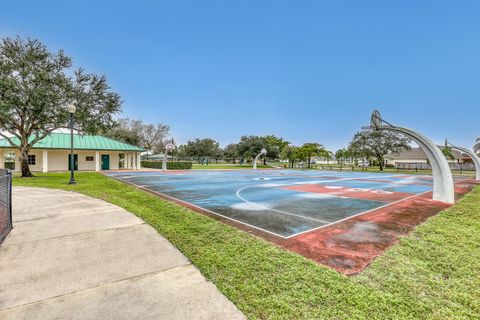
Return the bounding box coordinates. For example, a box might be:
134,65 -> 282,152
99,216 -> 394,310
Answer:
67,103 -> 77,184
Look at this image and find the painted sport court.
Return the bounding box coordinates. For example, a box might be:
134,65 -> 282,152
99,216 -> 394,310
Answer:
107,169 -> 478,274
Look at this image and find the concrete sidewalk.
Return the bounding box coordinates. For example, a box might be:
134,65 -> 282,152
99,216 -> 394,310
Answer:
0,187 -> 245,320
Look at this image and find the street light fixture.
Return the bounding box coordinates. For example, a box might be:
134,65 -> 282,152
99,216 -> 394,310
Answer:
67,104 -> 77,184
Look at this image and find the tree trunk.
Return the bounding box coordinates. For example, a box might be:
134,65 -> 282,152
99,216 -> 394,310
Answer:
377,155 -> 384,171
308,155 -> 311,168
20,148 -> 34,177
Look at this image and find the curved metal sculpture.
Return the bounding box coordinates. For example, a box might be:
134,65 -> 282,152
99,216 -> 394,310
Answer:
446,139 -> 480,181
162,143 -> 176,171
253,148 -> 267,170
369,110 -> 455,204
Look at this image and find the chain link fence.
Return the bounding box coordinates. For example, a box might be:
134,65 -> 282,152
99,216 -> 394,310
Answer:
0,169 -> 13,243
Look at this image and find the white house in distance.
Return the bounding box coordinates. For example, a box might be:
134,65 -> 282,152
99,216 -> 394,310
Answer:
384,146 -> 466,166
0,133 -> 143,173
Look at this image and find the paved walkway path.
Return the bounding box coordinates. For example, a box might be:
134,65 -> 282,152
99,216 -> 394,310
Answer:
0,187 -> 244,320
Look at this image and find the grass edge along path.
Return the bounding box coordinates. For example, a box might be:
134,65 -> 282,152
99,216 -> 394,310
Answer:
12,172 -> 480,319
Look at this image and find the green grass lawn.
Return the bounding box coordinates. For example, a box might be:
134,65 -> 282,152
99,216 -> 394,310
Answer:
192,163 -> 273,169
13,172 -> 480,319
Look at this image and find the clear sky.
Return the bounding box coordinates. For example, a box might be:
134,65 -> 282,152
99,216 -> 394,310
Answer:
1,1 -> 479,151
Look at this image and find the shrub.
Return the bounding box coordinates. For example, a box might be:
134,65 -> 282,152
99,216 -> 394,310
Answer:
141,160 -> 192,170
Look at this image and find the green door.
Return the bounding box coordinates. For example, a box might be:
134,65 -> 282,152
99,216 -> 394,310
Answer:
101,154 -> 110,170
68,154 -> 78,171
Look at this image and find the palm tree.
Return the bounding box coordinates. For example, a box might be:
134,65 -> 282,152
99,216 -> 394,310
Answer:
324,150 -> 333,164
335,149 -> 345,164
298,143 -> 325,168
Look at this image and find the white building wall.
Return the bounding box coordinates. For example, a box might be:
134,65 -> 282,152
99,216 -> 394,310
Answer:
385,158 -> 460,166
78,151 -> 97,171
1,149 -> 136,172
104,152 -> 120,170
48,150 -> 69,171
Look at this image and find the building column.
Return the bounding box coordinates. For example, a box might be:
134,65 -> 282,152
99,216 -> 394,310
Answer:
0,150 -> 4,169
137,152 -> 141,169
42,150 -> 48,173
132,153 -> 137,170
95,151 -> 100,171
15,151 -> 21,172
126,153 -> 131,169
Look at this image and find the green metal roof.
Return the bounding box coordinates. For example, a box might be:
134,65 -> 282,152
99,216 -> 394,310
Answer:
0,133 -> 144,152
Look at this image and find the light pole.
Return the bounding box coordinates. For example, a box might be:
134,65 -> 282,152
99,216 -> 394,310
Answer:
67,104 -> 77,184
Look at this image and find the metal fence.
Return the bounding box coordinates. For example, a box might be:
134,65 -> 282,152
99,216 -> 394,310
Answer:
395,162 -> 476,171
0,169 -> 12,243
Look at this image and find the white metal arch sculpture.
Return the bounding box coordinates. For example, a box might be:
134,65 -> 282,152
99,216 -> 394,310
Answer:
446,139 -> 480,181
253,148 -> 267,170
369,110 -> 455,204
162,143 -> 176,171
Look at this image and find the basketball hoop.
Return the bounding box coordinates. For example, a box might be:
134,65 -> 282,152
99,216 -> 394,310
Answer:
165,143 -> 175,152
370,110 -> 382,129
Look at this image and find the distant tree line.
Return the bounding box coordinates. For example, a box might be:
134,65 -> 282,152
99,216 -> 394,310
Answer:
106,120 -> 417,171
105,118 -> 170,157
173,135 -> 333,168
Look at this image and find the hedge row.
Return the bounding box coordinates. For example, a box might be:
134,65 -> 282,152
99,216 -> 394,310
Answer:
141,160 -> 193,170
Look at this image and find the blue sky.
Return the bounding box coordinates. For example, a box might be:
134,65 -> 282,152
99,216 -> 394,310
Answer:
1,1 -> 479,151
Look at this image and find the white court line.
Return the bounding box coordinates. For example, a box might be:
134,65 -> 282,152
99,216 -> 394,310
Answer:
284,177 -> 473,239
234,174 -> 400,226
109,171 -> 471,240
107,174 -> 292,239
236,186 -> 331,224
112,172 -> 399,239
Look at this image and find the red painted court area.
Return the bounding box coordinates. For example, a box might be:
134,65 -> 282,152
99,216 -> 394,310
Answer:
282,184 -> 413,203
277,179 -> 479,274
108,169 -> 479,275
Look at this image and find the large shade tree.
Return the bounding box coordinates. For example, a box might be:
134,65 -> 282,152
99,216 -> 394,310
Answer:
180,138 -> 222,161
236,135 -> 288,163
0,37 -> 121,177
223,143 -> 240,163
143,123 -> 170,155
297,143 -> 327,168
236,136 -> 267,161
348,130 -> 412,170
263,135 -> 289,162
107,118 -> 170,157
107,118 -> 144,146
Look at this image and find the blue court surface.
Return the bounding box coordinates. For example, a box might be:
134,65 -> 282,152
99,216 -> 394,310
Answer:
106,169 -> 442,238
